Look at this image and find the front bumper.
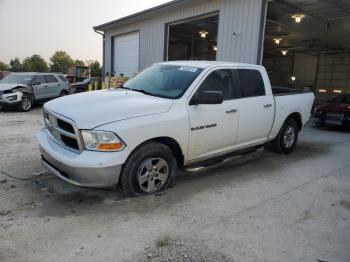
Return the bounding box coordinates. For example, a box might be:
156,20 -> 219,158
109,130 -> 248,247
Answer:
313,113 -> 350,127
36,128 -> 129,188
0,92 -> 23,107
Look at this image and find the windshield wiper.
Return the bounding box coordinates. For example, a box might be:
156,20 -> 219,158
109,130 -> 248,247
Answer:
120,86 -> 154,96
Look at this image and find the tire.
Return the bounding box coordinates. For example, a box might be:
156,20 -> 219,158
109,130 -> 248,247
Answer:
60,90 -> 68,97
119,142 -> 176,197
270,118 -> 299,154
20,93 -> 33,112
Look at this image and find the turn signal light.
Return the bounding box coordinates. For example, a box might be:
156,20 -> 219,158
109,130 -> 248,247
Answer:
97,142 -> 124,151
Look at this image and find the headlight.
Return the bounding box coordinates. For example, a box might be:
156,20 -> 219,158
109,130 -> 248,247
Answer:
81,130 -> 125,152
7,95 -> 18,101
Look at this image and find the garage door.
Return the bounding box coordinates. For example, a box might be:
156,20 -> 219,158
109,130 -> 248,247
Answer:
113,32 -> 139,77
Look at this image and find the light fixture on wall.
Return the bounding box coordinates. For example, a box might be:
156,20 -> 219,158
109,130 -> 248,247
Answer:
292,14 -> 305,23
281,50 -> 288,56
333,89 -> 343,94
318,89 -> 327,93
273,38 -> 282,44
291,76 -> 296,81
199,31 -> 208,38
213,46 -> 218,51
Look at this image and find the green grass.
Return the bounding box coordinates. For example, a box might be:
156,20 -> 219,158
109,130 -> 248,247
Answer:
156,236 -> 172,248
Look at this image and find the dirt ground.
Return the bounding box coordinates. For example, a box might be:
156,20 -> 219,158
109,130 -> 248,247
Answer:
0,106 -> 349,262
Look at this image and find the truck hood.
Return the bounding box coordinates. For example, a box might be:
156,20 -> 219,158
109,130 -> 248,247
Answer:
44,89 -> 173,129
0,83 -> 27,92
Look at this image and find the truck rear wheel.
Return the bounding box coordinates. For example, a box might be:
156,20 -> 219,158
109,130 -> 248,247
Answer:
270,118 -> 299,154
119,142 -> 176,197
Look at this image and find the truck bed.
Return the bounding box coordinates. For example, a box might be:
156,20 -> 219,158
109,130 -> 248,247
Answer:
268,89 -> 315,141
272,86 -> 311,96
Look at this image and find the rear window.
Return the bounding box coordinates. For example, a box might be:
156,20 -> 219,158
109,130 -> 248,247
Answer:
235,69 -> 265,98
44,75 -> 59,83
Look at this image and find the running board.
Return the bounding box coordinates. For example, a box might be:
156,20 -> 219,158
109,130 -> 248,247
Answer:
183,146 -> 264,173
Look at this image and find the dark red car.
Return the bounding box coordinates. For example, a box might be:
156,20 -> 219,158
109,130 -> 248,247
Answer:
314,94 -> 350,128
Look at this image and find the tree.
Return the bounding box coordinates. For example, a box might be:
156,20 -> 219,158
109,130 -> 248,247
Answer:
22,54 -> 48,72
50,51 -> 74,73
74,59 -> 85,66
0,61 -> 9,71
9,57 -> 22,72
88,60 -> 102,77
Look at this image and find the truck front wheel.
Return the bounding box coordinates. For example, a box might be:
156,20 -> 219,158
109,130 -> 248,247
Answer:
270,118 -> 299,154
119,142 -> 176,196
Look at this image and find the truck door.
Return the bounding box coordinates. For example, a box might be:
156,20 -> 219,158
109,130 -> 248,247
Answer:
234,69 -> 274,146
188,69 -> 239,160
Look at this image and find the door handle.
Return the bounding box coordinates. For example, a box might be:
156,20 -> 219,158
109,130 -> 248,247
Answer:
264,104 -> 272,108
226,109 -> 237,114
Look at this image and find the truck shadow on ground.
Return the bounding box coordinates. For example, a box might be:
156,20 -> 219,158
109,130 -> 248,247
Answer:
34,140 -> 331,218
309,123 -> 350,133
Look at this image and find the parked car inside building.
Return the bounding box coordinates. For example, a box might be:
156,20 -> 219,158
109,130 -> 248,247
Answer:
0,72 -> 70,111
313,93 -> 350,128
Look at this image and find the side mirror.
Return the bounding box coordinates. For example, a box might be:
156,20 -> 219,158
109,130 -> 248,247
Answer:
32,81 -> 41,86
190,91 -> 224,105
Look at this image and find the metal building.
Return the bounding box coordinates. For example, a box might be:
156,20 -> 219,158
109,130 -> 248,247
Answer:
94,0 -> 350,100
94,0 -> 266,77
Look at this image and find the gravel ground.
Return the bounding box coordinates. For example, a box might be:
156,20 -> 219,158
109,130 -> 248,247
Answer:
0,106 -> 350,262
129,237 -> 234,262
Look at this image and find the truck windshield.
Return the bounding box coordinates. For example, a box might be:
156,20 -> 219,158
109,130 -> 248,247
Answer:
122,64 -> 203,99
0,74 -> 33,85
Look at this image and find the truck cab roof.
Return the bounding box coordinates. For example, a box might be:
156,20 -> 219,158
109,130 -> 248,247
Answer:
159,60 -> 264,70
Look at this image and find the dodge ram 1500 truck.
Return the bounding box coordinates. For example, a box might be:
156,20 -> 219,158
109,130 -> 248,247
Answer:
36,61 -> 315,196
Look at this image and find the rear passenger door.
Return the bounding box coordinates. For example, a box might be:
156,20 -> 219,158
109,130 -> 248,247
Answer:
233,68 -> 274,146
44,75 -> 61,98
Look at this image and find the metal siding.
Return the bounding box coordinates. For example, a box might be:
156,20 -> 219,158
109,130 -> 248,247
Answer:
103,0 -> 263,74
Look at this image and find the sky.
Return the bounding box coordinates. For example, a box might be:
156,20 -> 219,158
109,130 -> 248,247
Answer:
0,0 -> 172,65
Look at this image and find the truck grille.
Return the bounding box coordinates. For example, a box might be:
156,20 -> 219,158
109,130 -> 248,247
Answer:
44,110 -> 82,152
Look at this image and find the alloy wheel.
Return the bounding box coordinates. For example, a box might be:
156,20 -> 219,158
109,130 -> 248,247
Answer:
137,158 -> 169,193
283,126 -> 295,148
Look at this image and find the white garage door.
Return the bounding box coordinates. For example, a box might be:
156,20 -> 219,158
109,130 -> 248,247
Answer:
113,32 -> 139,77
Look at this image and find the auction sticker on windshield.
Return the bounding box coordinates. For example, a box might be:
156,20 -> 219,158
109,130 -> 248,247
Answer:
179,67 -> 198,73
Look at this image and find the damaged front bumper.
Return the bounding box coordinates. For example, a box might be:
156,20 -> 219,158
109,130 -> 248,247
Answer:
0,91 -> 23,107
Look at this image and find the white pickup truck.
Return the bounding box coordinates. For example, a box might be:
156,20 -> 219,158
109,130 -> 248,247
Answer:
36,61 -> 314,196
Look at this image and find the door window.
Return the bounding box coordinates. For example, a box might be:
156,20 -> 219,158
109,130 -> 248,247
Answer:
33,75 -> 46,85
195,69 -> 233,100
44,75 -> 59,83
234,69 -> 265,98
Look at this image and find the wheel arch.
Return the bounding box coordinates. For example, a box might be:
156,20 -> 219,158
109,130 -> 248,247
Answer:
130,136 -> 184,168
286,112 -> 303,131
60,89 -> 69,95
